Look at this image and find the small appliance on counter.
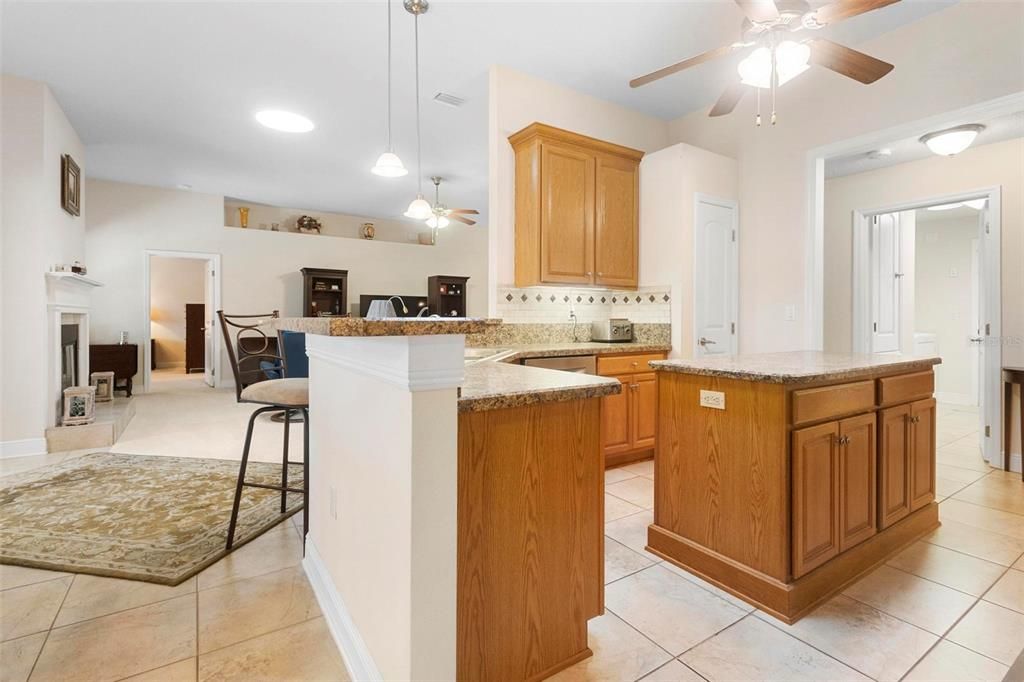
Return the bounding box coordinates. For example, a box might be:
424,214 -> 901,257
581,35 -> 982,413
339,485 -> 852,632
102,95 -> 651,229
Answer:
591,318 -> 633,343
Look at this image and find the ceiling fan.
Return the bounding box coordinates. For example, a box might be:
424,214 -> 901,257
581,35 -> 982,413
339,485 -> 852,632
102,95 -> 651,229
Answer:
426,176 -> 479,228
630,0 -> 898,124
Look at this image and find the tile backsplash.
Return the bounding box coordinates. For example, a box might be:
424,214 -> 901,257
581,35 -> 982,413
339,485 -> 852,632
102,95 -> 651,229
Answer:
496,285 -> 671,324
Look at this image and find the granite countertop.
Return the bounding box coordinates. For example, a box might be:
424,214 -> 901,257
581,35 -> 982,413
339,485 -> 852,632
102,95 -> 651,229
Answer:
459,362 -> 620,412
652,351 -> 941,384
275,317 -> 490,336
481,341 -> 672,362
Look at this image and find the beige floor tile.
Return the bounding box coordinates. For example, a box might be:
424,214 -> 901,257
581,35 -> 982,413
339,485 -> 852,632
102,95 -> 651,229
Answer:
1016,554 -> 1024,570
0,565 -> 70,592
904,639 -> 1008,682
0,576 -> 71,641
606,477 -> 654,509
922,518 -> 1024,566
549,611 -> 670,682
842,565 -> 975,635
940,499 -> 1024,540
954,475 -> 1024,516
0,632 -> 46,682
886,541 -> 1006,596
121,658 -> 197,682
621,459 -> 654,478
197,566 -> 320,654
31,593 -> 196,682
983,568 -> 1024,614
605,538 -> 655,584
197,525 -> 304,591
659,562 -> 754,612
604,564 -> 746,655
760,594 -> 937,680
638,660 -> 703,682
681,616 -> 869,681
55,574 -> 196,627
936,463 -> 989,485
936,476 -> 970,499
605,467 -> 638,485
605,494 -> 645,522
197,617 -> 346,682
605,510 -> 655,557
947,600 -> 1024,665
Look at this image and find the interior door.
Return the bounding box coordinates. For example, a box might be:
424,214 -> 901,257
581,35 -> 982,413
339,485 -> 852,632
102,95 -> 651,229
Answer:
977,202 -> 1000,466
203,260 -> 215,387
871,212 -> 901,353
694,197 -> 738,357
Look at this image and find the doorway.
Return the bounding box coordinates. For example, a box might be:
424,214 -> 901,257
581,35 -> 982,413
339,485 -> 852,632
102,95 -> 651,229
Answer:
693,194 -> 739,357
143,250 -> 221,393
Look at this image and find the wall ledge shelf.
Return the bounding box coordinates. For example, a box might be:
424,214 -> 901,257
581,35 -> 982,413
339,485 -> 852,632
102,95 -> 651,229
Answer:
45,272 -> 104,287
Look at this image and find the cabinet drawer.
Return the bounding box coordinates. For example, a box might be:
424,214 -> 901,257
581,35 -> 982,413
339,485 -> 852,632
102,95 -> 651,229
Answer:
878,371 -> 934,407
791,380 -> 875,426
597,353 -> 666,377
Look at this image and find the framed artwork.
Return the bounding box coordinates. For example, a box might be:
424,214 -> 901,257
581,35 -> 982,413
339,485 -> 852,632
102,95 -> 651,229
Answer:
61,154 -> 81,216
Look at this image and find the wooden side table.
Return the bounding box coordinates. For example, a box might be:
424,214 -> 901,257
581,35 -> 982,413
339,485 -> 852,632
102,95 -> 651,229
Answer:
1004,366 -> 1024,479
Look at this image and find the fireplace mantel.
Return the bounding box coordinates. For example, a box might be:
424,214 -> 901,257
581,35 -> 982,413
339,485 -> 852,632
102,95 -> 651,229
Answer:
45,272 -> 101,433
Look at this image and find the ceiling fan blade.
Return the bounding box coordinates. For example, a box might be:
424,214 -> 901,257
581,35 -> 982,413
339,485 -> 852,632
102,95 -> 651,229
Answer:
448,208 -> 479,215
449,214 -> 476,226
630,44 -> 736,88
734,0 -> 780,23
809,39 -> 894,84
709,82 -> 746,117
813,0 -> 901,25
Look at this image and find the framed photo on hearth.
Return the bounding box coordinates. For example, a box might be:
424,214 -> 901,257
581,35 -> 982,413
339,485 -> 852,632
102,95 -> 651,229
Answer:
61,153 -> 81,216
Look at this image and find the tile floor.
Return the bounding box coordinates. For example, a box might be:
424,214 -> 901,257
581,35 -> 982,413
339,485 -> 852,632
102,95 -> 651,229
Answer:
2,389 -> 1021,681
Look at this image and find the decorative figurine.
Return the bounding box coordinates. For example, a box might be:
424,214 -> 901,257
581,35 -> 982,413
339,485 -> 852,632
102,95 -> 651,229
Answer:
296,215 -> 322,234
62,386 -> 96,426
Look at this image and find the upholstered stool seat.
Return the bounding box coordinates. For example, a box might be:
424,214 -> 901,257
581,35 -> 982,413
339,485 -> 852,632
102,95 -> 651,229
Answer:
240,378 -> 309,407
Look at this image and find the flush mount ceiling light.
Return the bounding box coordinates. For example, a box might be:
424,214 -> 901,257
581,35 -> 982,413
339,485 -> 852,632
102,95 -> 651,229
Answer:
919,124 -> 985,156
926,202 -> 964,211
964,198 -> 987,209
254,110 -> 315,133
402,0 -> 434,220
371,0 -> 408,177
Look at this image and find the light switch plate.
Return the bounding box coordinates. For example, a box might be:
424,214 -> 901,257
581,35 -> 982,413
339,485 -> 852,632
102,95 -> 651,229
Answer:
700,389 -> 725,410
329,486 -> 338,520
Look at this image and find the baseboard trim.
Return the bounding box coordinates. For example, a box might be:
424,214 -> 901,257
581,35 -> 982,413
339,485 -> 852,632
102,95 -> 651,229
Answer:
302,540 -> 382,682
0,438 -> 48,459
934,391 -> 975,406
1010,452 -> 1022,474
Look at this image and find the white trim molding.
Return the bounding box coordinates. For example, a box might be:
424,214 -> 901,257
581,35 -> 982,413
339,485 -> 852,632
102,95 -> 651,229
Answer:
303,541 -> 382,682
0,438 -> 48,459
305,334 -> 466,392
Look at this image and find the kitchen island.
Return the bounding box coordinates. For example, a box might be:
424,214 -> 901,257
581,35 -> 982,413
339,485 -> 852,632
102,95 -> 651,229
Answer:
276,318 -> 620,681
647,352 -> 941,623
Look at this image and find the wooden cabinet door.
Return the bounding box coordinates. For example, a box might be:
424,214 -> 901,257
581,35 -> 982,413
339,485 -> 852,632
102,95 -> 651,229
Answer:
792,422 -> 841,578
630,372 -> 657,451
540,142 -> 594,284
601,375 -> 632,458
909,398 -> 937,511
878,403 -> 912,529
594,155 -> 638,288
838,413 -> 877,552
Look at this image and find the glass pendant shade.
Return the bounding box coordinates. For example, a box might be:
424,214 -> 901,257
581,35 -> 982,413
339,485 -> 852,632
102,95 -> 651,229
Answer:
426,214 -> 449,229
738,41 -> 810,89
371,151 -> 408,177
404,194 -> 433,220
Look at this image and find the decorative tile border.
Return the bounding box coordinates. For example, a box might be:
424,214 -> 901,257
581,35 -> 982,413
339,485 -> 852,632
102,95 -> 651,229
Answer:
496,285 -> 671,324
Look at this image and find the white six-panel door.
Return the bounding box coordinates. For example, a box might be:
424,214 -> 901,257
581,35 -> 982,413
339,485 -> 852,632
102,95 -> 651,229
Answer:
694,196 -> 738,357
871,212 -> 901,354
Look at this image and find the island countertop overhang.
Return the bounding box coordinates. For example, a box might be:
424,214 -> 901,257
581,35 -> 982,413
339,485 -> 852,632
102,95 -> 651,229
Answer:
651,351 -> 941,384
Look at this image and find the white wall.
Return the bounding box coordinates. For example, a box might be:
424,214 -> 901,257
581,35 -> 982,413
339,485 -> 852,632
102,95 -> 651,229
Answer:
639,143 -> 738,358
487,65 -> 672,315
915,215 -> 979,404
149,256 -> 206,368
224,200 -> 431,245
1,74 -> 86,453
85,179 -> 488,385
667,1 -> 1024,353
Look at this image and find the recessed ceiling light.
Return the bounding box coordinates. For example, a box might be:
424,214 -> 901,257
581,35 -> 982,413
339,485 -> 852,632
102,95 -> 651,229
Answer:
919,124 -> 985,156
254,110 -> 315,133
433,92 -> 465,108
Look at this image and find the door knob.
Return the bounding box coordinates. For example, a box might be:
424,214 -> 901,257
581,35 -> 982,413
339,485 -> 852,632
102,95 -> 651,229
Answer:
698,337 -> 717,346
969,336 -> 984,343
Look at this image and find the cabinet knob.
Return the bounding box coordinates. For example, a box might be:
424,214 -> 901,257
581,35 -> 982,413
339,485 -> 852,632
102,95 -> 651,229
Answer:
587,271 -> 593,277
598,272 -> 603,276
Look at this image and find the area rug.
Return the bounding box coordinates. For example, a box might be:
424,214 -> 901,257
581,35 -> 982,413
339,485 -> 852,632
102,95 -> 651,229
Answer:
0,452 -> 303,585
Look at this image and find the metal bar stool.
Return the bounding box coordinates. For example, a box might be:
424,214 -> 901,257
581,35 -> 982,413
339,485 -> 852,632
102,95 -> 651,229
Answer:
217,310 -> 309,551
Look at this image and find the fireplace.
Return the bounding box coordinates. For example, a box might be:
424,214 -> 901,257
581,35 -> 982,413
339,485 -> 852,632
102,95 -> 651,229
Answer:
46,272 -> 102,429
61,323 -> 80,390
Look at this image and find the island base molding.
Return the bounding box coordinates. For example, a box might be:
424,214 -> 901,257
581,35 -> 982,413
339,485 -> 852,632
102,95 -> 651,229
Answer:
647,502 -> 939,624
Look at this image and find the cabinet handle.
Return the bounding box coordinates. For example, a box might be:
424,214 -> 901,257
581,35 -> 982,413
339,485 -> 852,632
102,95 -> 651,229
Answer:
587,271 -> 593,276
598,272 -> 604,276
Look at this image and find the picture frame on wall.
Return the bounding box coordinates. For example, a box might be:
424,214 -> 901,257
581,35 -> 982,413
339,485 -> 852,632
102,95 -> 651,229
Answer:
61,153 -> 81,216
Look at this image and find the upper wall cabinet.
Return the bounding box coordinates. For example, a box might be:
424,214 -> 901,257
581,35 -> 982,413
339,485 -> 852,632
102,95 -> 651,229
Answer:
509,123 -> 643,289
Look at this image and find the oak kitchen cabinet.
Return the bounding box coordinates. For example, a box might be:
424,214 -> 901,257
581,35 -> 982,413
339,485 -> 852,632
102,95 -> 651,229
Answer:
598,352 -> 666,467
509,123 -> 643,289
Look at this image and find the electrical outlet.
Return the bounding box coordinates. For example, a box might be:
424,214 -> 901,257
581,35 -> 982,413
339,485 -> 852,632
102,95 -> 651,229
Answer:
699,390 -> 725,410
329,486 -> 338,520
784,304 -> 796,322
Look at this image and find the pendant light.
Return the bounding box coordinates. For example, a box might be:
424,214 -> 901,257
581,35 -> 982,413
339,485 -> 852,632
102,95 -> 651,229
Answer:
371,0 -> 408,177
403,0 -> 433,220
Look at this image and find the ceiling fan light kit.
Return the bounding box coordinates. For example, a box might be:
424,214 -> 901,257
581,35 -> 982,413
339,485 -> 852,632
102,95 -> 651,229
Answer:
919,124 -> 986,156
737,40 -> 809,89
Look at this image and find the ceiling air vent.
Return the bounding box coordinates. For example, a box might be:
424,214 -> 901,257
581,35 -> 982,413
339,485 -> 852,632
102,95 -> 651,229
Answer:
433,92 -> 464,108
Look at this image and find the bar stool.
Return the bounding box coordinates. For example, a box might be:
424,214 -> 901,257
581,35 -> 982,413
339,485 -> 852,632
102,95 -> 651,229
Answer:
217,310 -> 309,550
1004,366 -> 1024,480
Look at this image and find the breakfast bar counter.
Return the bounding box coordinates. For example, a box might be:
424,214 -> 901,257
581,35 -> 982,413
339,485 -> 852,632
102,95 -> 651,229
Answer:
648,351 -> 942,623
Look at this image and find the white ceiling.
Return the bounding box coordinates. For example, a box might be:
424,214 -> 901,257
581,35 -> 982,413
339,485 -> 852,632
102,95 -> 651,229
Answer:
2,0 -> 953,223
826,110 -> 1024,178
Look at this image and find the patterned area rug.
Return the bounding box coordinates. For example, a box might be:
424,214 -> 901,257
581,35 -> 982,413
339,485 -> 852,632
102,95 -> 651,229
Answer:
0,453 -> 303,585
